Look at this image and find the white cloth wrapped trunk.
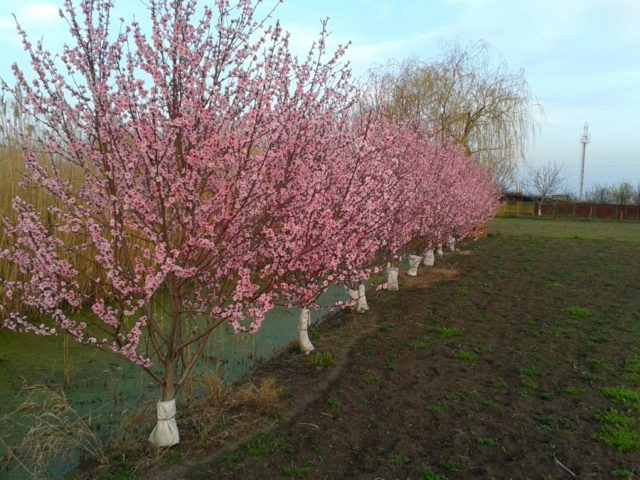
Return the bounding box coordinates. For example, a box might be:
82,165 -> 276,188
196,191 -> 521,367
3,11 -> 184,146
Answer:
149,399 -> 179,447
447,235 -> 456,252
298,308 -> 315,355
436,244 -> 444,256
407,254 -> 422,276
423,249 -> 435,266
386,266 -> 399,291
345,284 -> 370,312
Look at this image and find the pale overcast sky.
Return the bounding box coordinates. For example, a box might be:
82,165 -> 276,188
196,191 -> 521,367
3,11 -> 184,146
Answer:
1,0 -> 640,193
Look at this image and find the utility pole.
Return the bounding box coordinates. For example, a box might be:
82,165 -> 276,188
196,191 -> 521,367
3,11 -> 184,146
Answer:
578,122 -> 590,201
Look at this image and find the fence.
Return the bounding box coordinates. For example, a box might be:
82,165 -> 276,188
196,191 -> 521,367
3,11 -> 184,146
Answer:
498,200 -> 535,216
498,200 -> 640,221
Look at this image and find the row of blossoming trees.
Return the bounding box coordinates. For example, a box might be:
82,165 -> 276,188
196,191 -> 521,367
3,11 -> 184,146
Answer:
0,0 -> 498,446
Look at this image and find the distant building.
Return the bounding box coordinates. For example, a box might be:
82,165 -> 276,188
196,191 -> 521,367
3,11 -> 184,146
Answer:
501,192 -> 535,203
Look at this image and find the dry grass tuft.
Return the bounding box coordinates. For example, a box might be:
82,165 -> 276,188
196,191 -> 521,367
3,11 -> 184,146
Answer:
181,373 -> 281,448
401,268 -> 460,290
110,405 -> 155,454
0,384 -> 108,479
237,377 -> 281,414
196,372 -> 230,410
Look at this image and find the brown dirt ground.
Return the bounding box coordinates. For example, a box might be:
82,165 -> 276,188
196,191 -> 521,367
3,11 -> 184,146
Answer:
142,234 -> 640,479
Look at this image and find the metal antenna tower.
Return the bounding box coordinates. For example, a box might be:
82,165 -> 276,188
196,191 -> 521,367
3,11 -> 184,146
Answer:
578,122 -> 590,201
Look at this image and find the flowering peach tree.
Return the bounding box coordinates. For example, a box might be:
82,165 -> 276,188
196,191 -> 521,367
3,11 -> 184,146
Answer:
0,0 -> 499,446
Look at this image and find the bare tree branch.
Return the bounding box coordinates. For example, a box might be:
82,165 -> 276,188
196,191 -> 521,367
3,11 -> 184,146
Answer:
527,162 -> 565,216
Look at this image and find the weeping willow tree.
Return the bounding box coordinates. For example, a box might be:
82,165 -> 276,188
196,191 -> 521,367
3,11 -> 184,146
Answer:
365,41 -> 540,189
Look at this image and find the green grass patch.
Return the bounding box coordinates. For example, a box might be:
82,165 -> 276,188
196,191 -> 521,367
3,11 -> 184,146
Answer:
392,453 -> 410,465
164,451 -> 182,465
282,464 -> 311,478
624,352 -> 640,383
380,322 -> 394,332
564,386 -> 584,396
433,326 -> 463,338
455,350 -> 479,362
245,432 -> 274,456
518,365 -> 542,377
326,397 -> 340,409
611,469 -> 635,478
596,409 -> 640,452
601,386 -> 640,411
428,401 -> 452,414
220,452 -> 245,463
567,306 -> 593,318
438,458 -> 463,472
489,217 -> 640,243
308,351 -> 334,370
409,339 -> 429,350
362,373 -> 380,384
476,437 -> 499,447
419,465 -> 448,480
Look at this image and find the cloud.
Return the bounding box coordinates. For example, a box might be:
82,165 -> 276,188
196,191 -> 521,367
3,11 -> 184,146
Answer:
0,3 -> 59,31
285,20 -> 455,76
442,0 -> 493,7
347,28 -> 452,66
21,3 -> 59,23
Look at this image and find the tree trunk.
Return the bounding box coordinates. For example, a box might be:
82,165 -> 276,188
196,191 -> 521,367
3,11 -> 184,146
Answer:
447,235 -> 456,251
386,266 -> 399,291
345,284 -> 370,312
423,249 -> 435,266
357,284 -> 369,312
298,308 -> 314,355
149,358 -> 180,447
407,255 -> 422,276
149,275 -> 182,447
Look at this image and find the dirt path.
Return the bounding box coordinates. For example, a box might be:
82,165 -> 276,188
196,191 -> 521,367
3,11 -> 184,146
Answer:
153,235 -> 640,479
